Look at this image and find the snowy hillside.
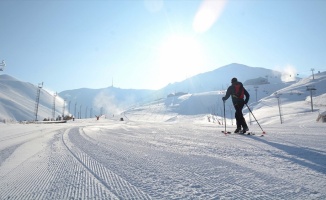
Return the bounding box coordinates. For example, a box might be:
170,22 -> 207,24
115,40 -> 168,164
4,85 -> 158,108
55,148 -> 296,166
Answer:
124,72 -> 326,127
59,63 -> 295,118
158,63 -> 295,94
59,87 -> 155,118
0,74 -> 65,122
0,64 -> 324,125
249,71 -> 326,124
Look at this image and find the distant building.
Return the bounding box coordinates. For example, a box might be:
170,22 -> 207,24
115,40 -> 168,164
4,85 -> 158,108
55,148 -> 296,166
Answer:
244,77 -> 269,86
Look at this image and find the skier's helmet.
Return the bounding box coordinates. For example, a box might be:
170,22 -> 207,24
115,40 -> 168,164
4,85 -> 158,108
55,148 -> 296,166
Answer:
231,77 -> 237,83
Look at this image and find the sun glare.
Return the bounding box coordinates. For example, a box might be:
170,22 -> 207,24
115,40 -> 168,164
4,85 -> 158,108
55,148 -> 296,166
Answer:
193,0 -> 227,33
157,35 -> 207,86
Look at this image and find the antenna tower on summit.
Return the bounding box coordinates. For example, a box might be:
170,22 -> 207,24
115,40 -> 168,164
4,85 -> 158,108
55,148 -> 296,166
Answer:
0,60 -> 5,71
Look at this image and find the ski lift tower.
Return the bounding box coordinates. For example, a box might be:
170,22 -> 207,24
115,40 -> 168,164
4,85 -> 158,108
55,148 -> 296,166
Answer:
52,92 -> 57,120
62,98 -> 66,118
0,60 -> 5,71
34,82 -> 43,121
306,86 -> 316,112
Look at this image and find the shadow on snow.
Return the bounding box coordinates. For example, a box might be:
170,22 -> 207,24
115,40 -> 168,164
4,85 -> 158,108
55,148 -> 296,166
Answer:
250,136 -> 326,175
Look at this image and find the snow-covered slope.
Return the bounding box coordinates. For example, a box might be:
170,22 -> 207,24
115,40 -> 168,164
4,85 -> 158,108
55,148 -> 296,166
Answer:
158,63 -> 292,94
1,64 -> 324,125
250,71 -> 326,125
0,74 -> 65,122
59,63 -> 294,118
125,72 -> 326,126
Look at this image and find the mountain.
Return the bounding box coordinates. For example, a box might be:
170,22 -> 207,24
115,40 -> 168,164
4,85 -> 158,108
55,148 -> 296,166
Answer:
59,63 -> 293,116
1,63 -> 321,122
0,74 -> 65,122
157,63 -> 288,94
59,87 -> 155,118
124,71 -> 326,125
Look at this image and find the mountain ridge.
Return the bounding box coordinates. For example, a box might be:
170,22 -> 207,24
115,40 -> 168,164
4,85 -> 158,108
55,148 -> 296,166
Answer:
0,63 -> 317,122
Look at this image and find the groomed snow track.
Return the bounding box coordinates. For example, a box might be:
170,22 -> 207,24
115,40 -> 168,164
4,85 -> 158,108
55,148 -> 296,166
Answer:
0,122 -> 325,199
63,127 -> 151,199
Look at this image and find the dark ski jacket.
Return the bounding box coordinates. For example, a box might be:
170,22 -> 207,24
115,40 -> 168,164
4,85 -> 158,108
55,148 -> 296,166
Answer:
223,81 -> 250,105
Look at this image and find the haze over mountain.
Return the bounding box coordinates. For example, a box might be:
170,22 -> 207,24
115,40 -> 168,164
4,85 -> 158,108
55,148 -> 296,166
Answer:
0,63 -> 324,123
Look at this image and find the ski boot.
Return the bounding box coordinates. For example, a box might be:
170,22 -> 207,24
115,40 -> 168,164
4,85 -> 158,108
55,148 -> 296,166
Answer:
234,128 -> 241,133
242,127 -> 249,134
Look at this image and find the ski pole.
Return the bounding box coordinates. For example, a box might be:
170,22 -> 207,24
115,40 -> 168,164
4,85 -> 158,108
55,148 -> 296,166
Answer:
223,100 -> 226,134
245,104 -> 265,134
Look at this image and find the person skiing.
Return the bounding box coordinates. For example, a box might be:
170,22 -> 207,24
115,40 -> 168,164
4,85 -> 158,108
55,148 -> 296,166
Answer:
222,77 -> 250,133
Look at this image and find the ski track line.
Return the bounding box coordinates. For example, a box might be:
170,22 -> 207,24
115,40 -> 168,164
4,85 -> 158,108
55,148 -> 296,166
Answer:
63,127 -> 151,200
0,126 -> 63,143
0,133 -> 62,199
83,127 -> 228,199
0,143 -> 22,166
2,123 -> 324,199
0,128 -> 65,168
80,127 -> 224,199
0,128 -> 117,200
0,130 -> 36,142
49,131 -> 116,200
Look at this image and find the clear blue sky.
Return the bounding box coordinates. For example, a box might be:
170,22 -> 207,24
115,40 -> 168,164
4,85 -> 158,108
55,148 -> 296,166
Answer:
1,0 -> 326,92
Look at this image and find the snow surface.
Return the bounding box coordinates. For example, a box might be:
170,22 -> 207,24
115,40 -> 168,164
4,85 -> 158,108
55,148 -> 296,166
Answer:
0,116 -> 325,199
1,71 -> 326,199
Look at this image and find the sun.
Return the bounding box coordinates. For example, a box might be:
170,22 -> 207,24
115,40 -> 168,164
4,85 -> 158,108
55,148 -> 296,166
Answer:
157,34 -> 206,86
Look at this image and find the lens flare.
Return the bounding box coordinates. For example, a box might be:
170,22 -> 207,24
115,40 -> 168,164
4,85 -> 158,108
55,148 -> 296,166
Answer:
193,0 -> 227,33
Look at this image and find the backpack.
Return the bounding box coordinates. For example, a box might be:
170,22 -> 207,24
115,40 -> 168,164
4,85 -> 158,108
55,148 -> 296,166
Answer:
233,82 -> 244,99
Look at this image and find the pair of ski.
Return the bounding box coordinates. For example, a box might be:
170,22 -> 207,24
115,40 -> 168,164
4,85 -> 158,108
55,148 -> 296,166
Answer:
222,131 -> 264,137
221,102 -> 266,137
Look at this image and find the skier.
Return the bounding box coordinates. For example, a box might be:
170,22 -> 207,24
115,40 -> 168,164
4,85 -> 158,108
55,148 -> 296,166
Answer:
222,77 -> 250,133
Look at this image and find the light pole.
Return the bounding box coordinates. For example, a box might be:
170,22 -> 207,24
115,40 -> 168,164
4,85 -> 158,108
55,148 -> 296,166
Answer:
62,99 -> 66,118
52,92 -> 57,120
254,86 -> 259,102
79,104 -> 82,119
274,92 -> 283,124
74,102 -> 77,118
306,86 -> 316,112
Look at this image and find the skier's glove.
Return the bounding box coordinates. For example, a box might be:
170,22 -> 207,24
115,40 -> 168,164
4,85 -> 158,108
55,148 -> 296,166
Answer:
222,97 -> 226,101
244,99 -> 248,104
